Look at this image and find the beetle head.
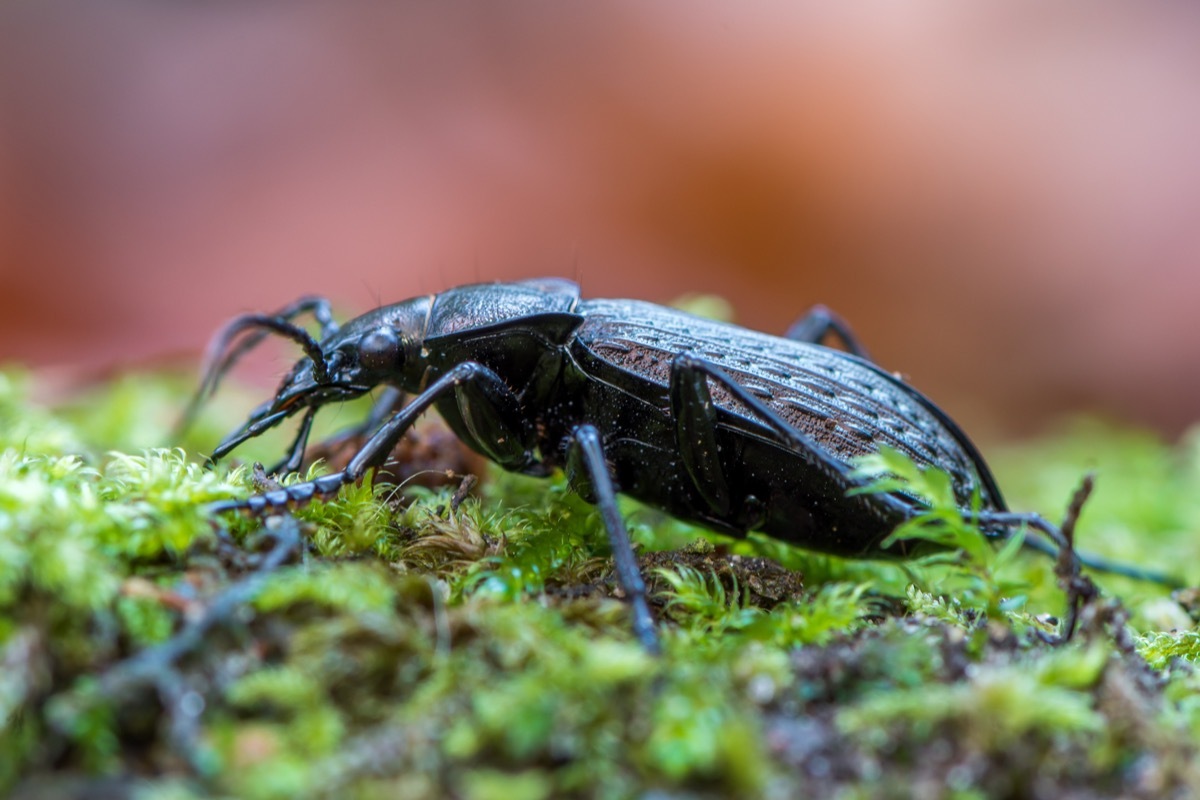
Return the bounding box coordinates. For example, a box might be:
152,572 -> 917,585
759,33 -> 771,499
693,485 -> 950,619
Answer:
208,296 -> 432,461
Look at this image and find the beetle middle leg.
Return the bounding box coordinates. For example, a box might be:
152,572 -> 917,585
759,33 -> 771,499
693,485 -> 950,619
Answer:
565,424 -> 660,653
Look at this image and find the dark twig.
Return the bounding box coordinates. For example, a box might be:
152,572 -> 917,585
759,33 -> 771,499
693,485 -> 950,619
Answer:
1054,473 -> 1100,643
250,462 -> 285,494
449,473 -> 478,514
51,516 -> 303,774
102,516 -> 300,693
1058,472 -> 1094,571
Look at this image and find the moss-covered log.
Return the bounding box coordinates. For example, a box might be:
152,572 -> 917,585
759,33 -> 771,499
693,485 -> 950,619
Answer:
2,371 -> 1199,799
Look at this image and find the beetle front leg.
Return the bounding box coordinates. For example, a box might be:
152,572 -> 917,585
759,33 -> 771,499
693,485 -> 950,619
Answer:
266,407 -> 317,476
566,424 -> 661,654
259,388 -> 409,478
270,387 -> 407,477
785,305 -> 871,360
209,363 -> 536,515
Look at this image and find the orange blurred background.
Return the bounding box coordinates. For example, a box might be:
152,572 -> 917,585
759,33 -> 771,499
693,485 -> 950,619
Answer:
2,2 -> 1199,438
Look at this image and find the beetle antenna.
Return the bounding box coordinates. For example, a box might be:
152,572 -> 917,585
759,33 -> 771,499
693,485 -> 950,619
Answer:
195,297 -> 337,396
211,315 -> 329,383
177,311 -> 331,440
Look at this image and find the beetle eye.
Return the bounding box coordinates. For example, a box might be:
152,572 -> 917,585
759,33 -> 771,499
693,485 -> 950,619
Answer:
358,327 -> 402,371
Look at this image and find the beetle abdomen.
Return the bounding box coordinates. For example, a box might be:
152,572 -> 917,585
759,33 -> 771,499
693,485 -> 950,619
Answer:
575,299 -> 1003,511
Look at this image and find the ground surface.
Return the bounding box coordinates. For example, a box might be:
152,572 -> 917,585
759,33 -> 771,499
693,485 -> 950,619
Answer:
2,369 -> 1200,799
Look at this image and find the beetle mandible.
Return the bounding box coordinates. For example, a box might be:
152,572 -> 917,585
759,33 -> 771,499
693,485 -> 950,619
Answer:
188,278 -> 1166,651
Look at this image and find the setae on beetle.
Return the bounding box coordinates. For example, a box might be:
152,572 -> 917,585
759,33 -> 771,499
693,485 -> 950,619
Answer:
187,278 -> 1169,651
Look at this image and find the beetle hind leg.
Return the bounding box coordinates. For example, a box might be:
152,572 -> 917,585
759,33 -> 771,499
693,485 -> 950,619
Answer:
669,354 -> 734,518
670,354 -> 855,491
976,511 -> 1182,588
785,305 -> 871,360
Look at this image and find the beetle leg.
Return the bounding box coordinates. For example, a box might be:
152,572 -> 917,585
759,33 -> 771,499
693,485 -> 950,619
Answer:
447,369 -> 537,471
785,305 -> 871,360
343,362 -> 529,477
287,386 -> 407,473
669,354 -> 732,517
567,424 -> 661,654
262,407 -> 318,476
209,362 -> 535,513
209,407 -> 295,464
671,354 -> 855,488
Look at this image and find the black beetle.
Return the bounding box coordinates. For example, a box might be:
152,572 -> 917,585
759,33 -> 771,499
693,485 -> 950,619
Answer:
188,278 -> 1171,650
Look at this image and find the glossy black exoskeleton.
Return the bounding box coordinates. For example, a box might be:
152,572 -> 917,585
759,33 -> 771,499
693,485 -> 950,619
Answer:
187,278 -> 1169,650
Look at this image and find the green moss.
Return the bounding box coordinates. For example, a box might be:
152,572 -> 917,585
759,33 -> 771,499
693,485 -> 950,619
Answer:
254,562 -> 401,618
852,446 -> 1047,625
0,371 -> 84,455
839,681 -> 1098,796
991,418 -> 1200,591
115,594 -> 175,647
459,769 -> 554,800
2,367 -> 1199,798
1139,630 -> 1200,669
838,654 -> 1107,750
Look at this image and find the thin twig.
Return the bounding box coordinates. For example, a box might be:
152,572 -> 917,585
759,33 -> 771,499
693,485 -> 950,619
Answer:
51,516 -> 304,774
1054,473 -> 1100,643
97,516 -> 301,697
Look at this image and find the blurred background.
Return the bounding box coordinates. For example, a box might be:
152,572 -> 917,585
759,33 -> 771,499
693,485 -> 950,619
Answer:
1,1 -> 1198,440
